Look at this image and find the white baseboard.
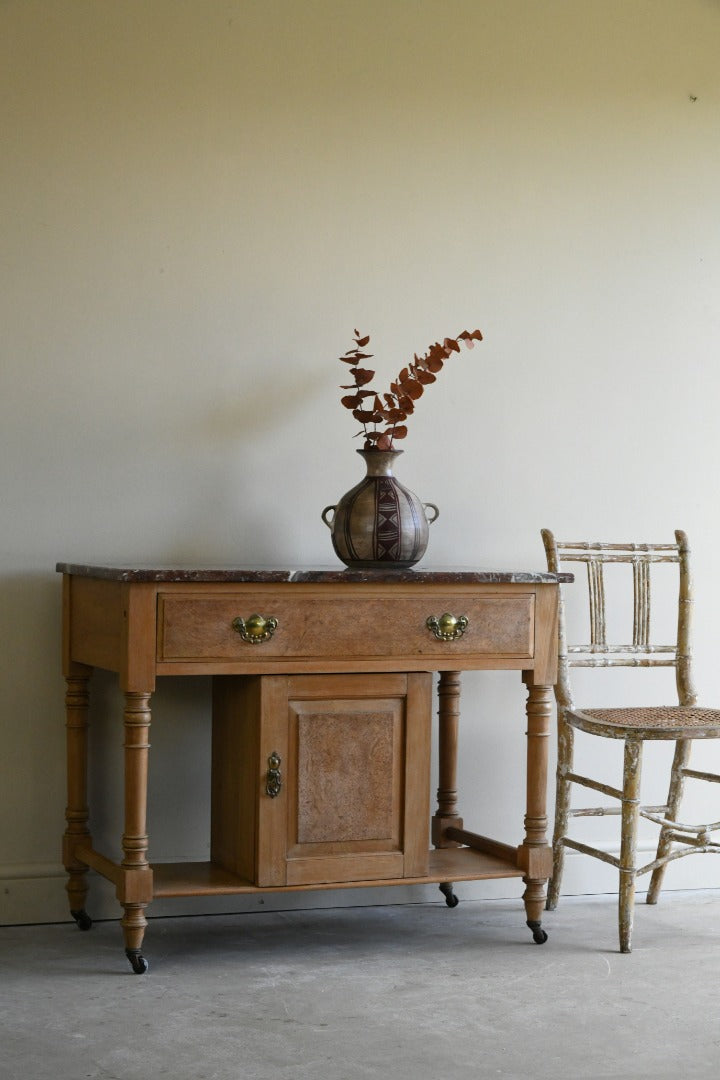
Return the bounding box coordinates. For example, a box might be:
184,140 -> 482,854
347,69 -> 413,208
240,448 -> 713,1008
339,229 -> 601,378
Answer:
3,846 -> 719,926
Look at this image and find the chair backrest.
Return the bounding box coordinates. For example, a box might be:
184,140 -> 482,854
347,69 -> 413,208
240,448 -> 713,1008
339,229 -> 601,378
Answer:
541,529 -> 697,711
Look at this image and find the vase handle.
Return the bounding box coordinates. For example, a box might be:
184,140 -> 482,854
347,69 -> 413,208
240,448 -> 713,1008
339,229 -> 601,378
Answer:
321,505 -> 336,529
424,502 -> 439,525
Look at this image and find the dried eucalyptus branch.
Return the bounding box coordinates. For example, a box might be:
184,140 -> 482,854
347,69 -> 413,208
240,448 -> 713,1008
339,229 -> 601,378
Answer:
339,328 -> 483,449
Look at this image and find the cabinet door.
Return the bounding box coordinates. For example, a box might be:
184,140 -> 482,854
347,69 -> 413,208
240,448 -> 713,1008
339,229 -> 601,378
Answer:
212,672 -> 431,888
258,673 -> 431,887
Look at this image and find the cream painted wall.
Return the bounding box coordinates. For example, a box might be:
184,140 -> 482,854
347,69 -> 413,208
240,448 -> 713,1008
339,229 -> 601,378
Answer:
3,0 -> 720,925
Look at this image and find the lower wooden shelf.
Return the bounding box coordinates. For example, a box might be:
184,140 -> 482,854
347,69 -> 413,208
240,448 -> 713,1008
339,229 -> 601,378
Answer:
151,847 -> 523,898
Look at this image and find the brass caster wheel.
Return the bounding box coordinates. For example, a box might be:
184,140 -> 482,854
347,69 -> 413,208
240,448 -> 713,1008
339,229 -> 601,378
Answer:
439,882 -> 459,908
126,948 -> 149,975
70,909 -> 92,931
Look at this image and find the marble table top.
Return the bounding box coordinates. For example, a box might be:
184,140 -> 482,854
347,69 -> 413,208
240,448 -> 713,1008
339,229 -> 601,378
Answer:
56,563 -> 573,584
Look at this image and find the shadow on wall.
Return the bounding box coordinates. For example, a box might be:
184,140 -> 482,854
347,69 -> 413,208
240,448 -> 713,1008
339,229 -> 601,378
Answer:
86,670 -> 212,863
147,355 -> 336,565
0,572 -> 214,869
199,355 -> 331,445
0,572 -> 68,856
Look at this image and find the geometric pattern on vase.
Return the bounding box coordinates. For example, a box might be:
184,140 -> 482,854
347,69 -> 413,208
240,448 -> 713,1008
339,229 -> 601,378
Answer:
374,477 -> 403,561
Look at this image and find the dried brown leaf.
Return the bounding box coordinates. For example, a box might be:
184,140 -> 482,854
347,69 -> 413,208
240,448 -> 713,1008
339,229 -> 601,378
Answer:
382,407 -> 407,422
400,378 -> 423,400
350,367 -> 375,386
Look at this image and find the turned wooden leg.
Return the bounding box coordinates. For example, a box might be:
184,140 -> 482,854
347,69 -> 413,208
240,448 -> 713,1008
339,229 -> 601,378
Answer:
546,708 -> 574,911
619,737 -> 642,953
519,676 -> 553,942
432,671 -> 463,907
62,672 -> 93,928
120,691 -> 153,973
432,671 -> 463,846
647,738 -> 690,905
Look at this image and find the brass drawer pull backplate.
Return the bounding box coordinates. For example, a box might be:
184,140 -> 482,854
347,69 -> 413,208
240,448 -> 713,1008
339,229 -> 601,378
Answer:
426,613 -> 469,641
232,614 -> 278,644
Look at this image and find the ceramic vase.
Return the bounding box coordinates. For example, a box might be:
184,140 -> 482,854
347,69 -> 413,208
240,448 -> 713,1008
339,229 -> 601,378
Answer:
321,449 -> 438,569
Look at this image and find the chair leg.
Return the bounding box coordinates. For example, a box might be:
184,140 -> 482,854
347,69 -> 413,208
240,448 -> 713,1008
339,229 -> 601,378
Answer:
546,710 -> 574,910
647,738 -> 691,905
619,738 -> 642,953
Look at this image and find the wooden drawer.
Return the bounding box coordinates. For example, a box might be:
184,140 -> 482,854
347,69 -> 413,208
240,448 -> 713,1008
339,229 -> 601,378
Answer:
158,590 -> 535,663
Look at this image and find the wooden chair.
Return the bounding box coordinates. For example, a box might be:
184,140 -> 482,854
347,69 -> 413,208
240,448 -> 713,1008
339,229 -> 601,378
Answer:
542,529 -> 720,952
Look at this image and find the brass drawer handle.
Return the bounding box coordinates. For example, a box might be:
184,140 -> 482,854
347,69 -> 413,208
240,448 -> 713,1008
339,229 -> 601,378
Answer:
231,614 -> 278,644
426,613 -> 469,641
266,751 -> 282,798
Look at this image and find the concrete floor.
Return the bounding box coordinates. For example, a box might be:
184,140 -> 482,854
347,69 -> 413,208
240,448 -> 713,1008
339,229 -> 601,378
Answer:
2,890 -> 719,1080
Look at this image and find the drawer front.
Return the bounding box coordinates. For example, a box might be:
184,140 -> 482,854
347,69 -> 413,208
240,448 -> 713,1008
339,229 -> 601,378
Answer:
158,592 -> 535,663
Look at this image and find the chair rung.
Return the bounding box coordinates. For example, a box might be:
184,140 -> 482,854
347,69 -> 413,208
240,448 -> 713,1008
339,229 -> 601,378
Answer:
682,768 -> 720,784
571,803 -> 668,820
566,772 -> 623,801
561,838 -> 620,868
558,550 -> 678,562
567,645 -> 675,654
638,842 -> 720,877
664,831 -> 720,847
568,658 -> 675,669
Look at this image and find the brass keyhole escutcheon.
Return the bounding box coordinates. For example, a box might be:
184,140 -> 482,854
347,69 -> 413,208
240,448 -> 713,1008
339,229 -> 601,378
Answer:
232,614 -> 278,644
266,751 -> 282,798
426,613 -> 469,641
